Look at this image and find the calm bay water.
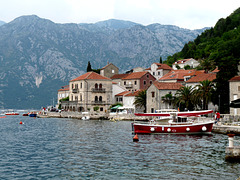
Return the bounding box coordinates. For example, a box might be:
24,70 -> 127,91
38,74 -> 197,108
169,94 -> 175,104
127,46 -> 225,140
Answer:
0,115 -> 239,180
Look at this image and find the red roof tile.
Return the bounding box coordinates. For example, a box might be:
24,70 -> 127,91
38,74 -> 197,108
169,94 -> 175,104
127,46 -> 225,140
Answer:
124,90 -> 143,97
212,67 -> 219,73
101,63 -> 118,70
58,85 -> 69,91
186,73 -> 216,83
174,58 -> 192,64
110,74 -> 129,79
70,72 -> 111,81
115,91 -> 131,96
154,63 -> 173,70
229,76 -> 240,82
153,81 -> 183,90
122,72 -> 148,80
159,69 -> 196,81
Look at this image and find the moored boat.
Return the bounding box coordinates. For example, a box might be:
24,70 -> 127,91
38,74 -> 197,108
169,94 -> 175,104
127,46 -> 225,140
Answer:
5,112 -> 19,115
29,112 -> 37,117
132,110 -> 214,135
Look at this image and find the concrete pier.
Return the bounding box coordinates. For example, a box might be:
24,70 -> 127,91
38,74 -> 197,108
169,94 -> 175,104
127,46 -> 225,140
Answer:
225,134 -> 240,162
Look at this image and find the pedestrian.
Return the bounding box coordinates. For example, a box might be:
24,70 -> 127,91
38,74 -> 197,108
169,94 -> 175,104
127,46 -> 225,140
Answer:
215,111 -> 220,124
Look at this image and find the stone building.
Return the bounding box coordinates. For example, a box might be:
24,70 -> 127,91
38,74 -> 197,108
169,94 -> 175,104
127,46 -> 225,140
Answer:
57,85 -> 69,108
229,76 -> 240,115
121,71 -> 156,91
172,58 -> 199,70
146,81 -> 183,113
100,63 -> 119,78
145,63 -> 172,80
61,72 -> 112,113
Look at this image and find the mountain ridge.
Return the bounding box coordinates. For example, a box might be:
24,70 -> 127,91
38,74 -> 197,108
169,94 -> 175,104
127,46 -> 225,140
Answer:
0,15 -> 207,109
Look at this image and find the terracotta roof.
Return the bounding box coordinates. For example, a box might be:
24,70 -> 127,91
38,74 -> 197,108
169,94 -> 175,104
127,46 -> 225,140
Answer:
153,81 -> 183,90
101,63 -> 118,70
174,58 -> 193,64
58,85 -> 69,91
229,76 -> 240,82
186,73 -> 216,83
112,82 -> 117,84
154,63 -> 173,70
122,71 -> 148,80
159,69 -> 196,81
115,91 -> 131,96
70,72 -> 111,81
185,70 -> 205,76
145,67 -> 151,70
124,90 -> 143,97
212,67 -> 219,73
110,74 -> 128,79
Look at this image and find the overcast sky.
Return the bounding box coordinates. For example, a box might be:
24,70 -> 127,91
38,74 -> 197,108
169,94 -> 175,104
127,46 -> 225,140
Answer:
0,0 -> 240,29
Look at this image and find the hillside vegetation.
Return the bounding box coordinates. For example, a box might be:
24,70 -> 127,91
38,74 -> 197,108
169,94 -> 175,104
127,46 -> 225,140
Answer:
166,8 -> 240,113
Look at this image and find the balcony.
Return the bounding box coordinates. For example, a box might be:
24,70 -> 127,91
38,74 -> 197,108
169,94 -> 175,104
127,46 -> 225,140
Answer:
125,84 -> 133,88
91,101 -> 106,105
92,88 -> 106,93
72,88 -> 79,93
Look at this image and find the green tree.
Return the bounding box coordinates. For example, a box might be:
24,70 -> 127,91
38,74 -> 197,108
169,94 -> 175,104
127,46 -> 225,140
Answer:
87,61 -> 92,72
175,86 -> 195,111
134,90 -> 147,112
195,80 -> 215,110
160,56 -> 163,63
162,92 -> 175,107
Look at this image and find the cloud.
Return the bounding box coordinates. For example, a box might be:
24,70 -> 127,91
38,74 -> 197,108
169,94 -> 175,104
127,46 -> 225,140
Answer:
0,0 -> 240,29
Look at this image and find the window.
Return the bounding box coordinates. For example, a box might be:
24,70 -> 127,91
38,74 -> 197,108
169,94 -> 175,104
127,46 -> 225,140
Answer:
150,80 -> 152,85
99,83 -> 102,89
238,86 -> 240,91
75,84 -> 78,89
99,96 -> 102,102
80,83 -> 82,88
95,96 -> 98,102
147,74 -> 149,78
143,80 -> 146,85
75,96 -> 78,101
72,84 -> 74,89
158,72 -> 160,75
119,97 -> 123,101
95,83 -> 98,89
116,97 -> 119,102
151,92 -> 155,98
112,69 -> 115,73
153,72 -> 155,75
134,81 -> 137,85
151,108 -> 154,113
100,107 -> 104,111
124,81 -> 126,85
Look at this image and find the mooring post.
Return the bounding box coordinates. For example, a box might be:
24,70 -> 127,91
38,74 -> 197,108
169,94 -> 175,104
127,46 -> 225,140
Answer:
228,134 -> 235,147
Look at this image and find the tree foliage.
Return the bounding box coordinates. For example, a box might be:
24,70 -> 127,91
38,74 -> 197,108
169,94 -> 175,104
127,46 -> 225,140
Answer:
134,90 -> 147,112
165,8 -> 240,113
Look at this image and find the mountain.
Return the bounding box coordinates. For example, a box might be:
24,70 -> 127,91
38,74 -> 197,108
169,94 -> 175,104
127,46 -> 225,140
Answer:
0,15 -> 207,109
0,20 -> 5,26
166,7 -> 240,113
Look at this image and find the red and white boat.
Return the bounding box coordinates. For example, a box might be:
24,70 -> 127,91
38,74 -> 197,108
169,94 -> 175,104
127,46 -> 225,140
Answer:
5,112 -> 19,115
132,110 -> 214,135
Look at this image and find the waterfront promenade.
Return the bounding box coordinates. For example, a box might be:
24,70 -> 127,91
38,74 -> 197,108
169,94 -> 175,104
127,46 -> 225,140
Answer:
38,111 -> 240,135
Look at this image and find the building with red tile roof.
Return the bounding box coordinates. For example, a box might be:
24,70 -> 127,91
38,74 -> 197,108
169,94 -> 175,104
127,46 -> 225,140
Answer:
146,81 -> 183,113
57,85 -> 70,105
61,71 -> 112,113
121,71 -> 156,91
229,75 -> 240,115
159,69 -> 197,83
145,62 -> 172,80
185,73 -> 216,87
100,63 -> 119,78
172,58 -> 199,70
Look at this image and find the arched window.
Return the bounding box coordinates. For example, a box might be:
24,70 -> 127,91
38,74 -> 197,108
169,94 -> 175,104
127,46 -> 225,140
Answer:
99,83 -> 102,89
95,83 -> 98,89
95,96 -> 98,102
99,96 -> 102,102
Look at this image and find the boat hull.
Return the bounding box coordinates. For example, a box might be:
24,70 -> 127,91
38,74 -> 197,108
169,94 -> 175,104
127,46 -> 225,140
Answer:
132,121 -> 214,135
5,113 -> 19,115
29,114 -> 37,117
